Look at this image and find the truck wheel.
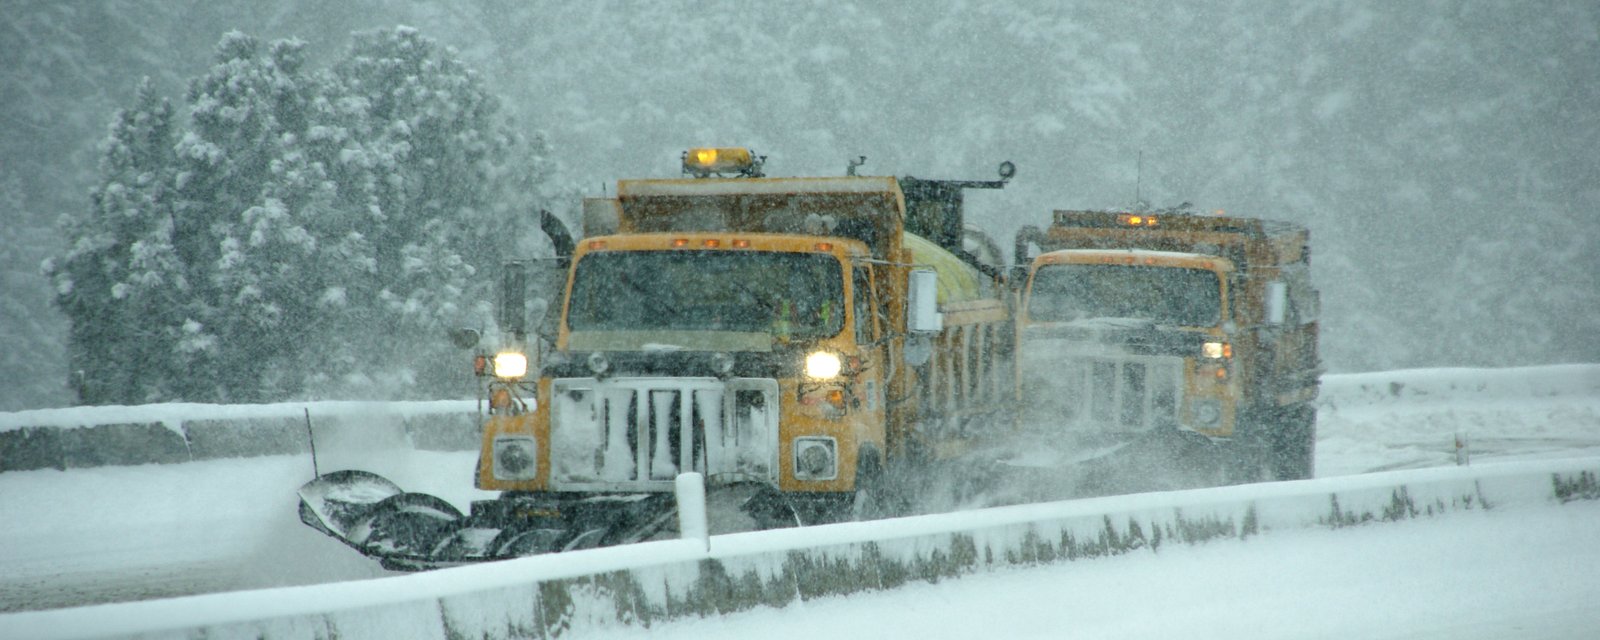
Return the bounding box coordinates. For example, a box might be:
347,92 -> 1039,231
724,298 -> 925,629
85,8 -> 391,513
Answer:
1270,405 -> 1317,480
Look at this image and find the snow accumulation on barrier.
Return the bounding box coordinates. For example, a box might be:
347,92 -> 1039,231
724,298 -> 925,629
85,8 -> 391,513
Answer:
0,400 -> 479,472
3,457 -> 1596,640
0,399 -> 478,433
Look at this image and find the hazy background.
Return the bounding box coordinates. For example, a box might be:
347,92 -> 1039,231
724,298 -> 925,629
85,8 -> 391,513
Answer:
3,0 -> 1597,410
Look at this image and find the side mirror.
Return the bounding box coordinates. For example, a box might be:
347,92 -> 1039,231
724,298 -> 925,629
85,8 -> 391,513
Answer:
908,269 -> 943,333
1265,281 -> 1288,325
500,261 -> 529,341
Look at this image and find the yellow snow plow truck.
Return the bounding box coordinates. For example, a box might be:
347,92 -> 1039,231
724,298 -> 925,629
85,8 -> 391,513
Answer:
299,149 -> 1017,569
1011,207 -> 1321,491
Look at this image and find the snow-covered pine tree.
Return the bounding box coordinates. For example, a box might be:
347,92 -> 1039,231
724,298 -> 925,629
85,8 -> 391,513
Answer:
46,79 -> 184,404
52,26 -> 551,404
308,26 -> 525,397
169,33 -> 323,402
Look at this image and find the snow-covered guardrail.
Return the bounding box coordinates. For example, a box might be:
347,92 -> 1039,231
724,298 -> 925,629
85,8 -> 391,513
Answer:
0,400 -> 479,472
3,457 -> 1596,640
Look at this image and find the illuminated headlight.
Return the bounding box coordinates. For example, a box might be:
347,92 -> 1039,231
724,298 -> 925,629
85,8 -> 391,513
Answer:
1192,400 -> 1222,427
587,352 -> 610,375
1202,341 -> 1231,359
793,437 -> 837,480
804,352 -> 842,379
493,352 -> 528,379
492,436 -> 538,480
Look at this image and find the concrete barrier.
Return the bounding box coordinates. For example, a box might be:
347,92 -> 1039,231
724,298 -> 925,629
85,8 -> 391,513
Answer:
3,457 -> 1595,640
0,401 -> 479,472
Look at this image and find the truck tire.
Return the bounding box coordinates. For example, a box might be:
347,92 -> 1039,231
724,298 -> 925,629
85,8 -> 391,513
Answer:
1270,404 -> 1317,480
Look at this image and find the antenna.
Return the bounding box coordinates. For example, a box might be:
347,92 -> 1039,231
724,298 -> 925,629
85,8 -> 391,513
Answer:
1135,150 -> 1143,211
304,407 -> 320,479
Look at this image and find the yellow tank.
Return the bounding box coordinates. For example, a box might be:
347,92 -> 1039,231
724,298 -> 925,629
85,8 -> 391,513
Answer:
903,231 -> 982,304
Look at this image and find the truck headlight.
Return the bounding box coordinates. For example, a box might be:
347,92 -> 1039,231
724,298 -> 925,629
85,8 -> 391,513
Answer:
1202,341 -> 1232,359
493,436 -> 538,480
804,352 -> 842,379
793,437 -> 837,480
494,352 -> 528,379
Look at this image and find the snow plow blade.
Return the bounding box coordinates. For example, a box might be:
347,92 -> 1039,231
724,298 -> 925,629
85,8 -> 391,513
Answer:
297,470 -> 406,541
297,470 -> 472,569
297,471 -> 680,571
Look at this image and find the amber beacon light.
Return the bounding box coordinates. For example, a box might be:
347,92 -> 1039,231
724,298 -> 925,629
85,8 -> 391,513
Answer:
682,147 -> 761,177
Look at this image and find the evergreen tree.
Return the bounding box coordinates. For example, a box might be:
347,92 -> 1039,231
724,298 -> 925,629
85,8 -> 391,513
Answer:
46,79 -> 182,404
187,35 -> 323,401
51,27 -> 544,404
307,26 -> 525,396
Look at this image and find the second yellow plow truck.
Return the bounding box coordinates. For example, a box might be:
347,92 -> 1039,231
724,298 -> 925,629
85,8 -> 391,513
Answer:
1010,206 -> 1321,493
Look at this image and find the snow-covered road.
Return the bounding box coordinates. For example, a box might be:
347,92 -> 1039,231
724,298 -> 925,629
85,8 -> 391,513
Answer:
1,365 -> 1597,634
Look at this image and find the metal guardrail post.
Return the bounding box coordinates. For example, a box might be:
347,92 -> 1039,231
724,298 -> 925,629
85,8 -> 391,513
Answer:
675,472 -> 709,551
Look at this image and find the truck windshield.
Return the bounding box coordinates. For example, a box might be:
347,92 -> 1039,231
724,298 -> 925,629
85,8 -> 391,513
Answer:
566,250 -> 846,338
1027,264 -> 1222,327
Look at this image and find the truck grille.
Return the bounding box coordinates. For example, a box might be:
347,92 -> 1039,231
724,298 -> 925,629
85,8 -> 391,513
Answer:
548,377 -> 779,490
1054,356 -> 1183,432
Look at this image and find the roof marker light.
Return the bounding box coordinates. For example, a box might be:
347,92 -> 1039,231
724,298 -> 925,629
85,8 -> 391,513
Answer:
682,147 -> 762,177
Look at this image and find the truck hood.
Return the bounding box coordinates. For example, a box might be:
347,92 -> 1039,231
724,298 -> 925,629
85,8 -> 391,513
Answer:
566,330 -> 772,353
545,336 -> 815,380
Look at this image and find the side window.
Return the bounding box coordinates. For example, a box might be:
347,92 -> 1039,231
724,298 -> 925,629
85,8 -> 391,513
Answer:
853,266 -> 875,343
